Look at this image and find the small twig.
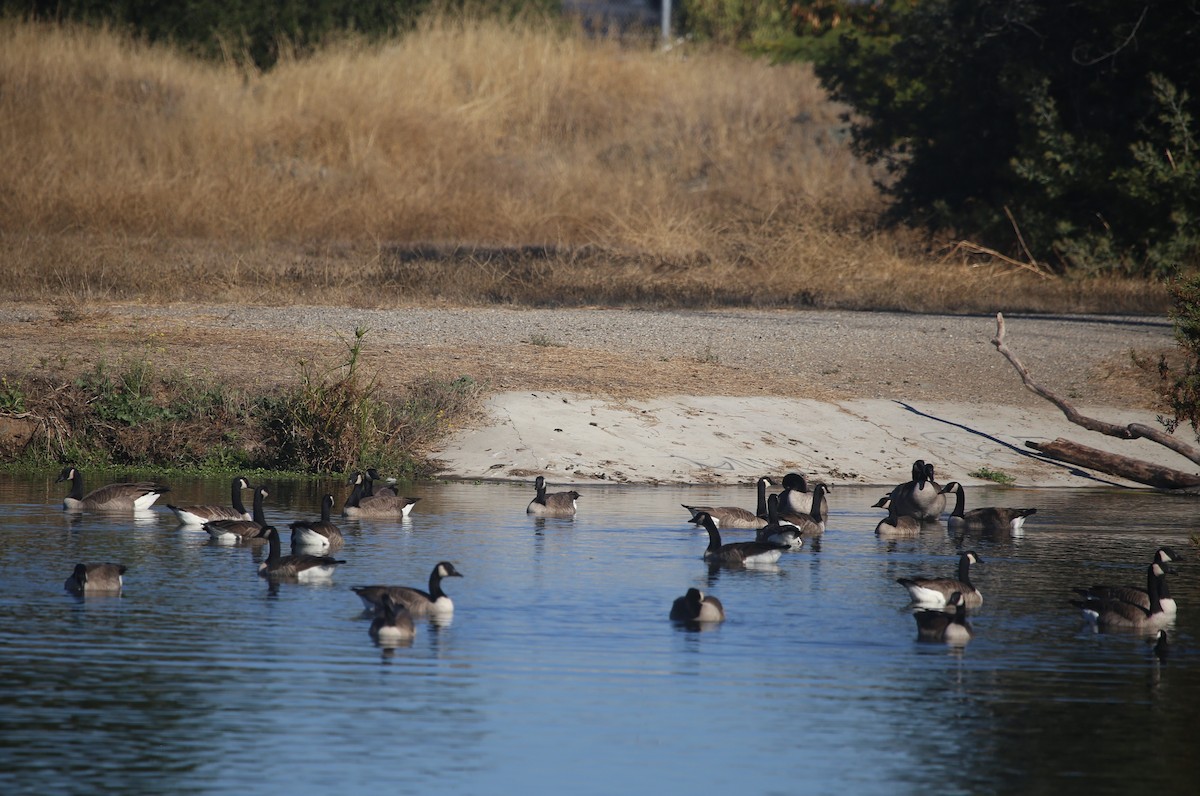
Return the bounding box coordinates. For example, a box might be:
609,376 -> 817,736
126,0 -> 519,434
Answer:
1003,205 -> 1042,273
945,240 -> 1053,280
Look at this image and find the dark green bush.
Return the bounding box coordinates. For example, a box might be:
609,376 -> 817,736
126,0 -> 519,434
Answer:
810,0 -> 1200,277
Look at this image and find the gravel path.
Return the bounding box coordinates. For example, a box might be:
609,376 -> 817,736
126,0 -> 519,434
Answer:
0,303 -> 1171,408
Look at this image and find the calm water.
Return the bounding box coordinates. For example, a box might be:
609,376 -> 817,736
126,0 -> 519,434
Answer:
1,473 -> 1198,795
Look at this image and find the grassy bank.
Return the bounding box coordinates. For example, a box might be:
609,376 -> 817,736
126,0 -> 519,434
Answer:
0,328 -> 482,476
0,16 -> 1168,314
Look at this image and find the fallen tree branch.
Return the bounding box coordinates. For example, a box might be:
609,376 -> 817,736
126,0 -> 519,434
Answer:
1027,438 -> 1200,489
992,312 -> 1200,484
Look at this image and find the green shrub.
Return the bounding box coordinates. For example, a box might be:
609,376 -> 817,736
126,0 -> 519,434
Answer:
811,0 -> 1200,277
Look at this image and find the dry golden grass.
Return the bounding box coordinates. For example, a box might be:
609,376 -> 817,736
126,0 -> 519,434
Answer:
0,16 -> 1168,313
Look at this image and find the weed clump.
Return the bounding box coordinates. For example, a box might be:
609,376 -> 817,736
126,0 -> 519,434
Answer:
0,329 -> 479,476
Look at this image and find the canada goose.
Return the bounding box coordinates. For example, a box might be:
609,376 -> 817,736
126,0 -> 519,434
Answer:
369,593 -> 416,643
670,588 -> 726,623
526,475 -> 580,518
1072,562 -> 1172,630
777,483 -> 828,536
64,562 -> 126,594
875,501 -> 921,537
691,511 -> 788,566
343,472 -> 420,518
888,459 -> 945,521
204,486 -> 271,543
777,472 -> 829,519
756,494 -> 803,550
168,476 -> 253,526
913,592 -> 973,644
289,494 -> 344,551
352,561 -> 463,617
1072,547 -> 1183,618
940,481 -> 1037,532
897,551 -> 983,608
682,476 -> 773,529
364,468 -> 398,497
258,526 -> 346,581
56,466 -> 169,512
871,495 -> 893,510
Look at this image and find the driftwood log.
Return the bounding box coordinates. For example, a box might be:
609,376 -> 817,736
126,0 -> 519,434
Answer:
992,312 -> 1200,488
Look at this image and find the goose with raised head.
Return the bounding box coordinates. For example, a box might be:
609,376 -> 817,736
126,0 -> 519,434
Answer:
352,561 -> 463,617
526,476 -> 580,518
682,476 -> 773,529
258,526 -> 345,581
1072,562 -> 1173,631
691,511 -> 788,566
888,459 -> 945,521
777,483 -> 828,537
168,476 -> 253,526
64,562 -> 126,594
369,593 -> 416,643
777,472 -> 829,519
670,588 -> 726,624
289,494 -> 344,551
913,592 -> 973,644
204,486 -> 271,543
756,494 -> 803,550
1072,547 -> 1183,618
343,472 -> 420,518
56,466 -> 169,512
940,481 -> 1037,532
897,551 -> 983,608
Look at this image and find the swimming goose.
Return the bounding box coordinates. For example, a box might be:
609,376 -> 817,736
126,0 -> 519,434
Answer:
940,481 -> 1037,532
369,593 -> 416,643
913,592 -> 973,644
204,486 -> 271,543
343,472 -> 421,518
691,511 -> 788,566
888,460 -> 945,521
1072,562 -> 1172,631
64,562 -> 126,594
777,483 -> 828,536
1072,547 -> 1183,618
897,551 -> 983,608
289,494 -> 344,551
352,561 -> 463,617
670,588 -> 726,623
756,494 -> 803,550
56,467 -> 169,512
526,475 -> 580,518
258,526 -> 346,581
777,473 -> 829,519
875,501 -> 921,537
682,476 -> 772,529
168,476 -> 253,526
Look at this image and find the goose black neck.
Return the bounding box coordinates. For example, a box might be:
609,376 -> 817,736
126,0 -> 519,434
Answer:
756,478 -> 769,517
266,529 -> 281,565
702,518 -> 723,552
231,480 -> 249,515
957,554 -> 974,585
345,478 -> 365,509
320,496 -> 332,523
66,470 -> 84,500
428,568 -> 446,598
809,485 -> 826,523
1146,564 -> 1164,614
252,489 -> 268,525
950,484 -> 965,518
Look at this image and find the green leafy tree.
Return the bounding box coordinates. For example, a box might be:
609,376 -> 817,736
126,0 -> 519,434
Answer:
813,0 -> 1200,277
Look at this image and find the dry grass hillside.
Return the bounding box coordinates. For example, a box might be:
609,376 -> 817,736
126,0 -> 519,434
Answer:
0,16 -> 1167,313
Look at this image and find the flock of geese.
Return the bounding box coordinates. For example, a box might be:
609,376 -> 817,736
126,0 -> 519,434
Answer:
55,458 -> 1184,649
